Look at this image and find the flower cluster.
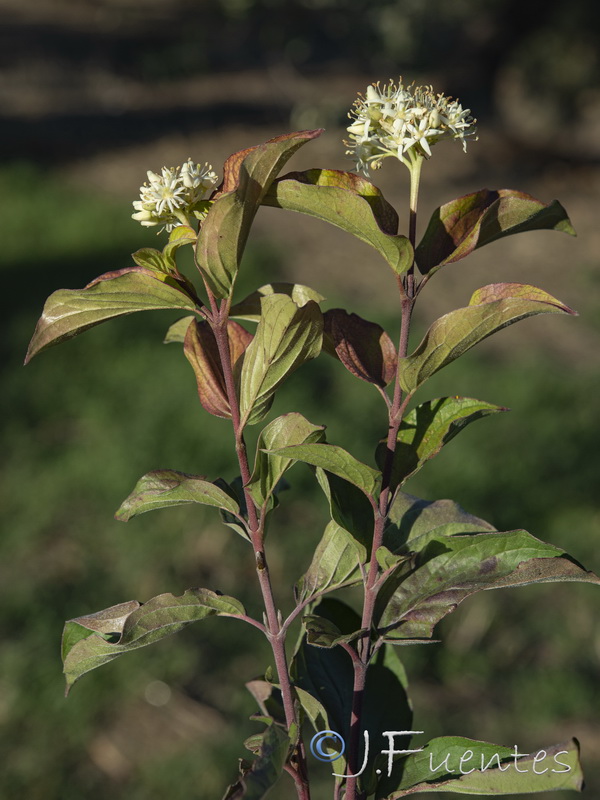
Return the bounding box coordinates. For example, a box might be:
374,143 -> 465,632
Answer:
345,79 -> 477,173
132,159 -> 219,232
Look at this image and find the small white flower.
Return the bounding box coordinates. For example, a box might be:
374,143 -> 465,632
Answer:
345,78 -> 477,173
180,159 -> 219,196
403,117 -> 436,157
132,159 -> 219,232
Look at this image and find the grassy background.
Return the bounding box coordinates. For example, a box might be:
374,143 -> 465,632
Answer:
2,155 -> 599,800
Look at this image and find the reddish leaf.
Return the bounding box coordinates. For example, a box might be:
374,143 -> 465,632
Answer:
469,282 -> 574,309
324,308 -> 397,387
184,319 -> 252,418
416,188 -> 575,275
196,130 -> 323,297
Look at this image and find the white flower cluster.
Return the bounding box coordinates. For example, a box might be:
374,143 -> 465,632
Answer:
132,159 -> 219,232
346,80 -> 477,173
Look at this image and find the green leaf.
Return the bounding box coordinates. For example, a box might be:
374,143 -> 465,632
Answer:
376,546 -> 411,572
184,319 -> 253,418
25,267 -> 199,363
168,224 -> 197,244
247,413 -> 325,508
263,169 -> 414,276
377,530 -> 600,641
295,686 -> 332,737
115,469 -> 240,520
222,723 -> 290,800
324,308 -> 397,387
303,614 -> 344,647
231,282 -> 325,322
164,315 -> 195,343
316,469 -> 374,552
379,494 -> 496,609
196,130 -> 322,298
386,491 -> 496,550
239,294 -> 323,427
270,168 -> 401,231
132,247 -> 168,272
399,283 -> 576,394
162,225 -> 197,270
376,736 -> 583,797
62,589 -> 245,692
61,600 -> 140,655
416,188 -> 576,276
303,614 -> 367,649
296,521 -> 364,603
245,680 -> 286,726
266,443 -> 380,500
376,493 -> 496,616
376,397 -> 506,490
132,229 -> 196,275
219,475 -> 251,541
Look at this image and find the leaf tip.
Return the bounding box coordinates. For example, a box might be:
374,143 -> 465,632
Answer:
24,336 -> 40,365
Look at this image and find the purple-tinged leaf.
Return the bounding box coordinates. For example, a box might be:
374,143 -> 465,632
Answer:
469,281 -> 572,307
262,168 -> 414,276
376,736 -> 583,797
416,188 -> 575,276
324,309 -> 397,387
62,589 -> 245,692
115,469 -> 240,520
61,601 -> 140,655
387,492 -> 496,547
377,530 -> 600,641
25,267 -> 199,363
196,130 -> 323,298
376,397 -> 506,490
184,318 -> 253,418
399,283 -> 576,393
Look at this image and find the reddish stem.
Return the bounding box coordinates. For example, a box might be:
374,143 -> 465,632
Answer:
207,292 -> 310,800
344,158 -> 421,799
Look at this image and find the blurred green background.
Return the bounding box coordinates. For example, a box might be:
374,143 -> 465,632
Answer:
2,1 -> 599,798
